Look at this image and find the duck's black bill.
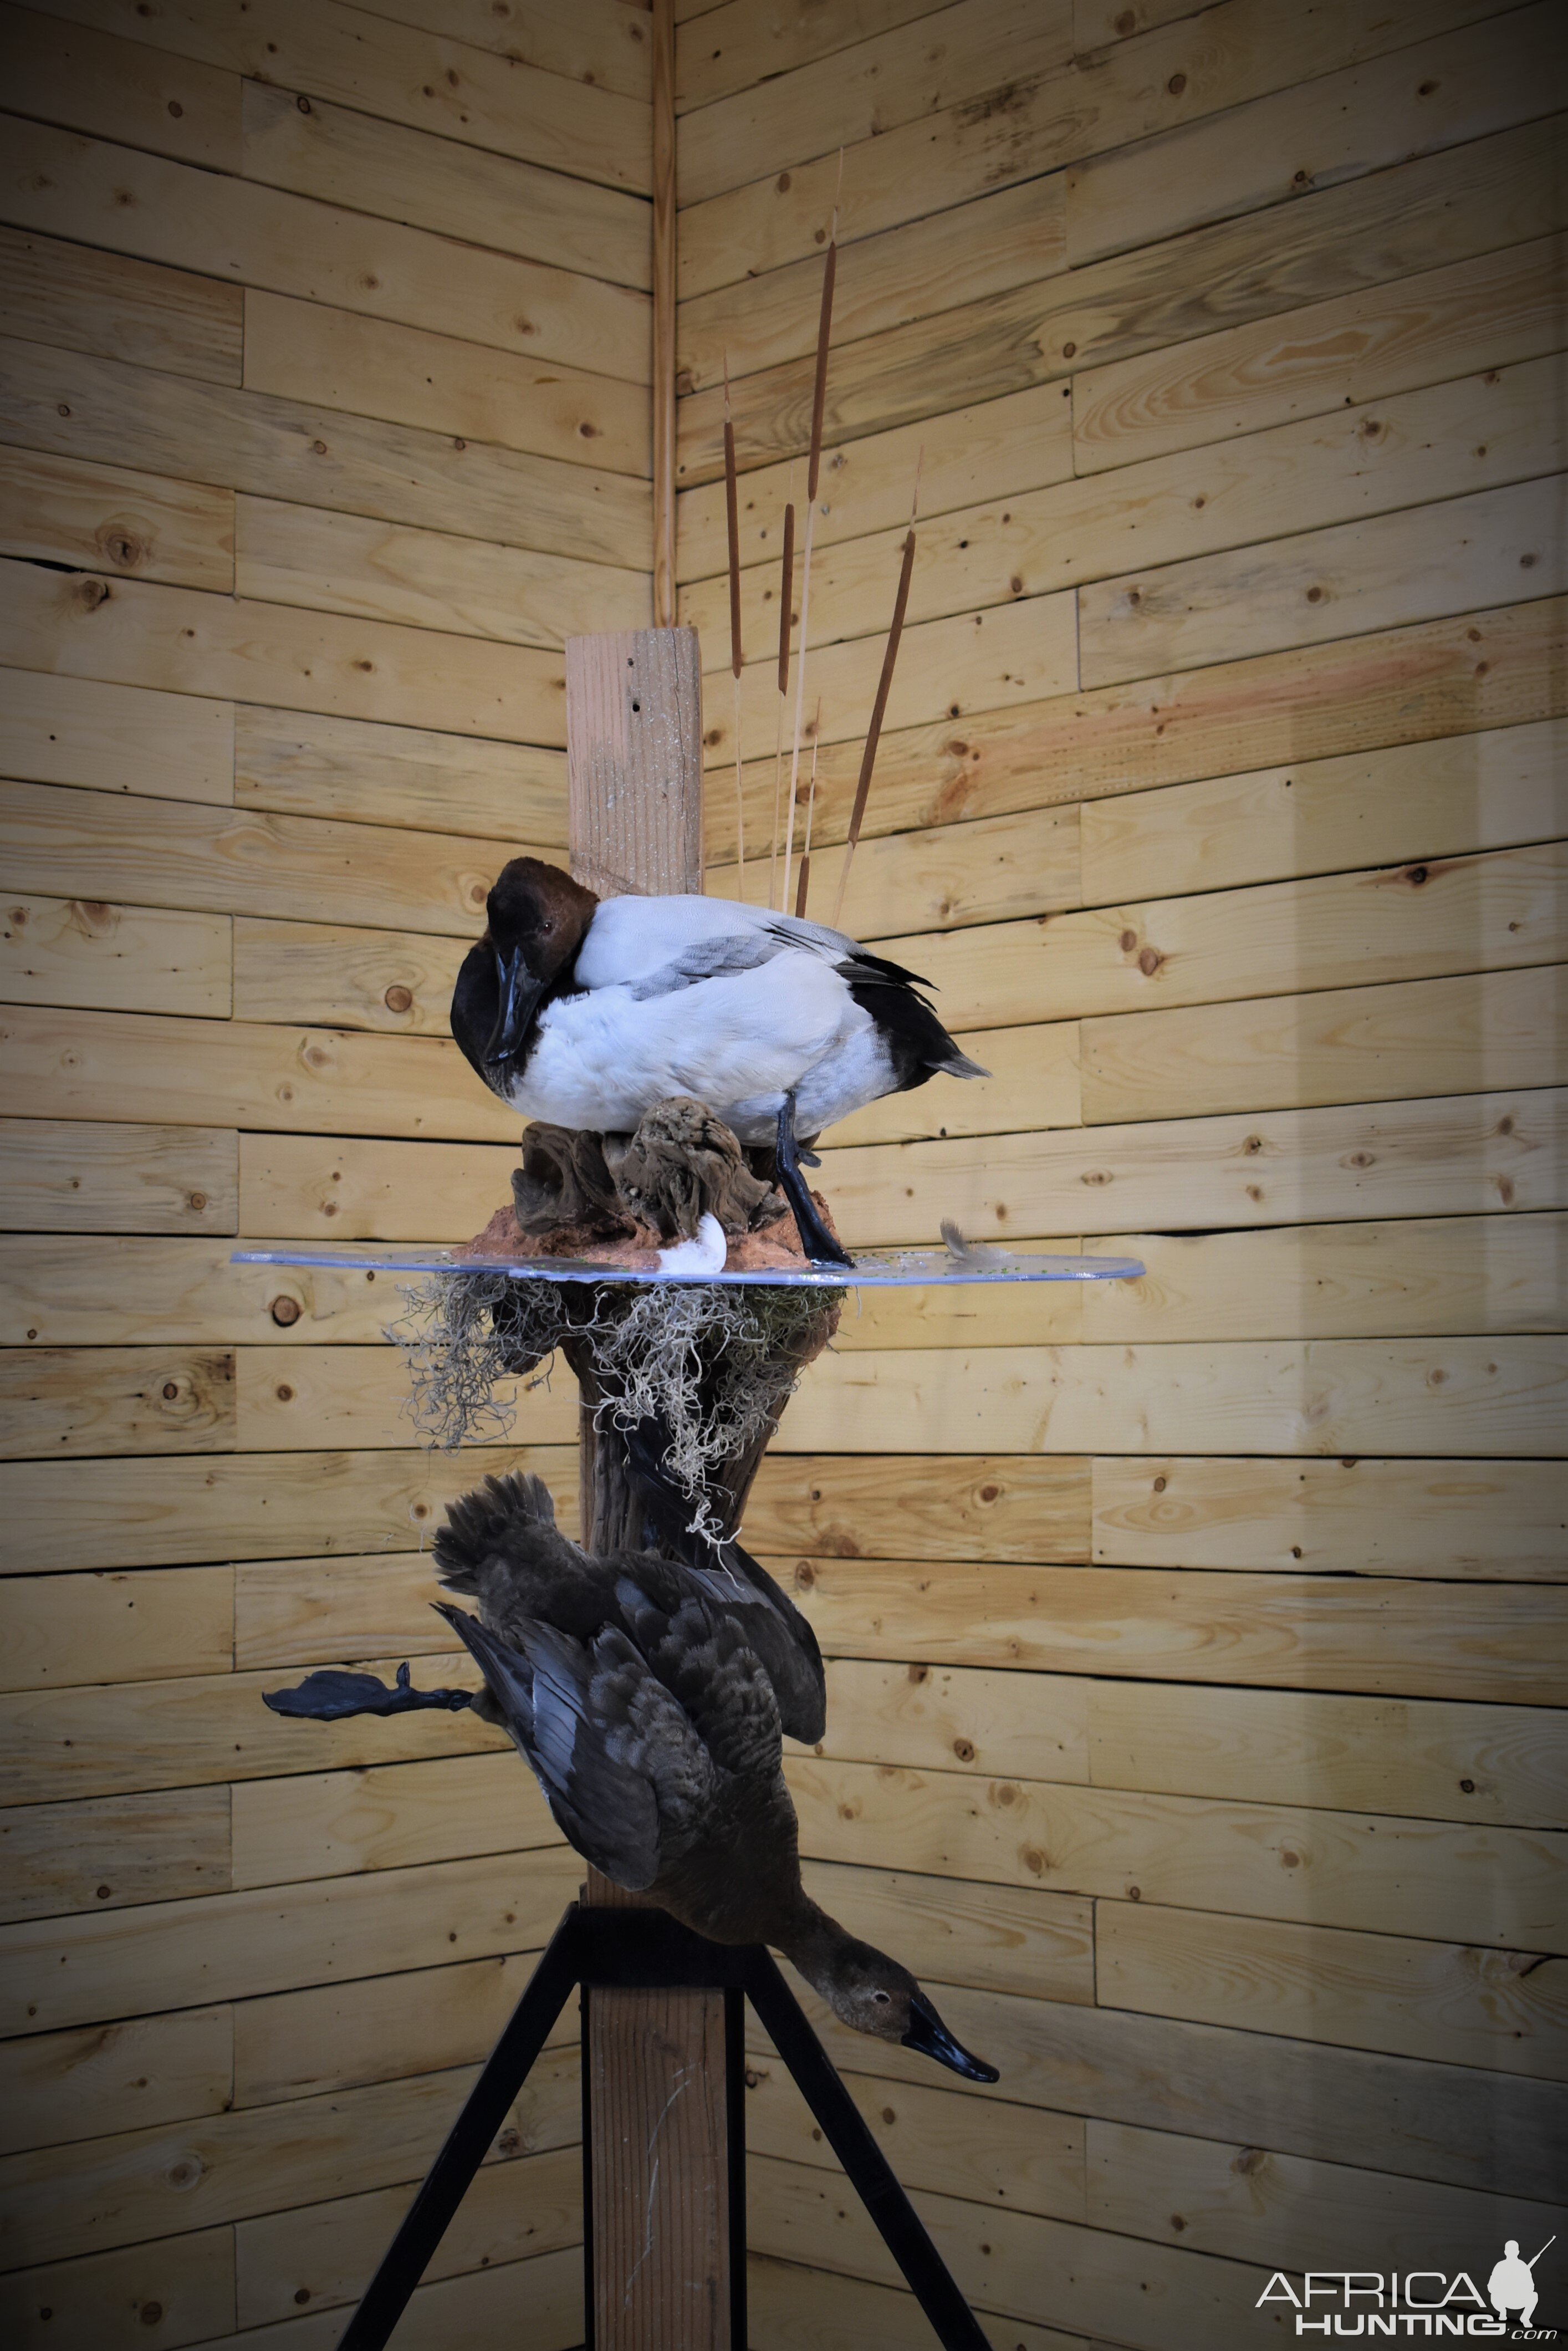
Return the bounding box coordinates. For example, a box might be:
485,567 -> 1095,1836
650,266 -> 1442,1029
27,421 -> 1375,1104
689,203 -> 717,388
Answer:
901,1989 -> 1000,2083
486,945 -> 543,1065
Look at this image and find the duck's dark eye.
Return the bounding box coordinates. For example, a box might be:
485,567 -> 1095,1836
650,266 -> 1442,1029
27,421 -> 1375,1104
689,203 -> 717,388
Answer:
872,1990 -> 891,2005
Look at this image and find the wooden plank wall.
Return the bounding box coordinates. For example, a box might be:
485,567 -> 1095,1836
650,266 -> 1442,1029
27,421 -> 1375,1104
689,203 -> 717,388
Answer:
0,2 -> 659,2343
1,3 -> 1566,2349
671,0 -> 1568,2345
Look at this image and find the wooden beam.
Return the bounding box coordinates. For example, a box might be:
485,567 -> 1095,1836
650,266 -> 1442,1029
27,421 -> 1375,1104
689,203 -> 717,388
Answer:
652,0 -> 677,621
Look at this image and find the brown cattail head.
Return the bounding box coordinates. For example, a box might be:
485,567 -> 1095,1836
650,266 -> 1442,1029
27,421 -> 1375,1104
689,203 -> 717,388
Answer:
777,501 -> 795,693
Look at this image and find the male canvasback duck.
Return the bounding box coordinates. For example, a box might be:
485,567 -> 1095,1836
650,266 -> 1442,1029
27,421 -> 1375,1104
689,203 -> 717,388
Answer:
432,1475 -> 997,2082
450,857 -> 987,1266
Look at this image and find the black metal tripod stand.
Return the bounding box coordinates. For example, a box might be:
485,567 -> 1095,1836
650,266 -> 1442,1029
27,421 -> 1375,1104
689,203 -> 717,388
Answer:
337,1903 -> 989,2350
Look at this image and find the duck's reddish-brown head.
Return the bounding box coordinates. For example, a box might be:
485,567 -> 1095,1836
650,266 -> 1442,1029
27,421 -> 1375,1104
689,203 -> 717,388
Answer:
482,858 -> 599,1065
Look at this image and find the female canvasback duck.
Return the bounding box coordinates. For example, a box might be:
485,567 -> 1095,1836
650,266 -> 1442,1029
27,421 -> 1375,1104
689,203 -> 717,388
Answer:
450,857 -> 987,1266
432,1474 -> 998,2083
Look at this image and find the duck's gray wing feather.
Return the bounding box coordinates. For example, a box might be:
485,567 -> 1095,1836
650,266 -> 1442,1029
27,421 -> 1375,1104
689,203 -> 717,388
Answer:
622,1594 -> 783,1786
627,931 -> 786,999
435,1601 -> 714,1891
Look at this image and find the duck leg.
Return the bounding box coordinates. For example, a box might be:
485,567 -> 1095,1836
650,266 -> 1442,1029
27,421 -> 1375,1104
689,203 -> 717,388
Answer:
775,1092 -> 852,1268
263,1661 -> 475,1720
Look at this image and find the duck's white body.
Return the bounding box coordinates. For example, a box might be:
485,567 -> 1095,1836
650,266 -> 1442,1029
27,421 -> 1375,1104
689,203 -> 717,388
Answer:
492,894 -> 918,1144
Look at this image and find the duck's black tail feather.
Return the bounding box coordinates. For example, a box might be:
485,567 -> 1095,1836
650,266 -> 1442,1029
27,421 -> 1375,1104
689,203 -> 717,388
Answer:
432,1470 -> 561,1592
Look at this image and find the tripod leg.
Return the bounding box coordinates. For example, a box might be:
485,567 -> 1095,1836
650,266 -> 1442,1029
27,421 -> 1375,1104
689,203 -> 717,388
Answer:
338,1908 -> 584,2350
744,1953 -> 990,2351
775,1093 -> 852,1268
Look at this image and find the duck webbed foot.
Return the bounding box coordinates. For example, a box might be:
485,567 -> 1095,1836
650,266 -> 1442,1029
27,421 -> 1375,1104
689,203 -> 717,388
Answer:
775,1093 -> 852,1269
262,1660 -> 476,1721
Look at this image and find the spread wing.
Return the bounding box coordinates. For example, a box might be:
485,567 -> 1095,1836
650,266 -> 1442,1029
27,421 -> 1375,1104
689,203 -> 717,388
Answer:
435,1601 -> 716,1892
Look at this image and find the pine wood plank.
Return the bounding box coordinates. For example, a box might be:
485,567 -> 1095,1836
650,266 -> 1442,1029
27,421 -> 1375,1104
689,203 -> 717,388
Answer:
678,110 -> 1566,479
1086,2115 -> 1568,2275
0,2226 -> 236,2351
0,1565 -> 234,1692
880,840 -> 1567,1031
0,561 -> 566,746
830,1273 -> 1086,1354
233,916 -> 465,1038
805,1018 -> 1081,1148
0,1344 -> 236,1458
812,1656 -> 1568,1828
0,1119 -> 237,1235
1087,1682 -> 1568,1832
677,378 -> 1075,584
0,665 -> 232,805
233,494 -> 650,650
0,223 -> 242,386
678,173 -> 1066,394
1080,962 -> 1567,1125
0,1444 -> 578,1572
748,2255 -> 1084,2351
714,596 -> 1568,858
0,2004 -> 231,2157
0,443 -> 234,593
330,0 -> 649,97
676,0 -> 1074,206
0,893 -> 232,1019
0,1845 -> 579,2037
183,2242 -> 583,2351
743,2052 -> 1085,2222
1081,1212 -> 1565,1343
787,1753 -> 1568,1949
682,0 -> 1520,271
760,1969 -> 1568,2201
234,1551 -> 510,1671
239,81 -> 650,290
237,1133 -> 572,1241
2,778 -> 538,948
1098,1898 -> 1568,2079
0,0 -> 240,169
1075,235 -> 1568,478
233,1946 -> 576,2105
0,1650 -> 505,1806
1081,477 -> 1568,688
1093,1456 -> 1568,1578
0,1004 -> 522,1140
0,1236 -> 496,1348
24,0 -> 650,192
0,1787 -> 230,1922
687,352 -> 1565,661
1066,2 -> 1565,268
233,705 -> 568,845
243,291 -> 651,478
0,2040 -> 580,2266
234,2141 -> 582,2327
823,1086 -> 1565,1234
746,2148 -> 1275,2351
233,1342 -> 579,1451
789,1554 -> 1568,1702
699,588 -> 1078,772
1079,716 -> 1568,905
1,115 -> 650,383
714,804 -> 1081,936
230,1752 -> 558,1889
0,335 -> 650,567
1072,0 -> 1212,43
675,0 -> 941,112
801,1856 -> 1095,2005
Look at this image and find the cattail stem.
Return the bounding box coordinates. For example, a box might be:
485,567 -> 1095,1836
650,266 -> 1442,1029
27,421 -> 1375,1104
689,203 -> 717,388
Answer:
722,354 -> 745,884
831,524 -> 916,930
769,493 -> 795,911
784,230 -> 836,916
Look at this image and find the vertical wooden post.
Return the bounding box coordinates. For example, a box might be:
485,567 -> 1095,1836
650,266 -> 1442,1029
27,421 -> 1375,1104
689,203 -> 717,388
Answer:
564,626 -> 733,2349
651,0 -> 677,627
